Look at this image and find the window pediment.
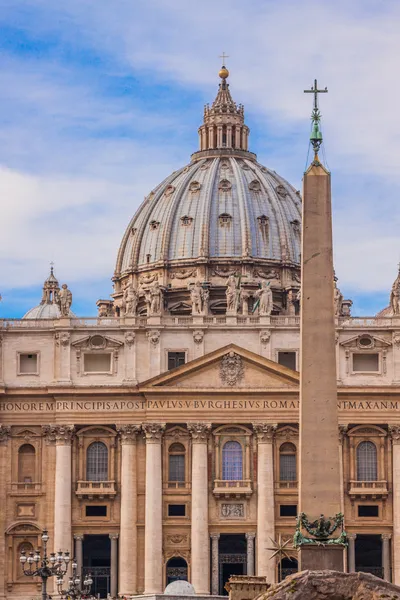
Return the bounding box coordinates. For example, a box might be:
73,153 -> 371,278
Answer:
72,335 -> 123,350
340,334 -> 391,349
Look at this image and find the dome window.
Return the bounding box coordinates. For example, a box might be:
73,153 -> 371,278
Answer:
291,219 -> 301,234
219,213 -> 232,227
149,220 -> 160,230
257,215 -> 269,228
249,180 -> 262,192
189,181 -> 201,192
218,179 -> 232,192
131,227 -> 137,236
164,185 -> 175,197
276,184 -> 288,198
180,215 -> 193,227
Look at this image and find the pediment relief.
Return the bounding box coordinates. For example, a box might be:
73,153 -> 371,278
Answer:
340,334 -> 391,349
276,425 -> 298,440
72,334 -> 123,351
348,425 -> 387,437
77,426 -> 116,438
140,344 -> 299,390
165,425 -> 189,440
13,427 -> 40,439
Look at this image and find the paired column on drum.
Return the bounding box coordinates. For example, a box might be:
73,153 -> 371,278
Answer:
117,425 -> 141,596
390,426 -> 400,584
253,423 -> 276,584
188,423 -> 211,594
143,423 -> 165,594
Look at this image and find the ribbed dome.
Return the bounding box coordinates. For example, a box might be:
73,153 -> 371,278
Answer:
24,303 -> 75,320
116,156 -> 301,274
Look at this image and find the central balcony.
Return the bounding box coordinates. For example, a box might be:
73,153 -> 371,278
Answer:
76,480 -> 117,499
213,479 -> 253,498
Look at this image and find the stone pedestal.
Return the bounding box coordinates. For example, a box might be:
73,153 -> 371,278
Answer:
299,545 -> 344,571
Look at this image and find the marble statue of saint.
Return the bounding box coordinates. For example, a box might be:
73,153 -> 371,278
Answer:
287,289 -> 296,316
57,284 -> 72,317
226,275 -> 239,313
190,281 -> 203,315
202,288 -> 210,315
124,283 -> 138,316
255,281 -> 273,315
149,281 -> 162,315
391,280 -> 400,315
333,282 -> 344,317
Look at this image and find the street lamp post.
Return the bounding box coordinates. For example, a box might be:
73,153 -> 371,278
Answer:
57,557 -> 93,600
20,529 -> 70,600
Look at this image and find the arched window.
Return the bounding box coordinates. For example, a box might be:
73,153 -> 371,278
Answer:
86,442 -> 108,481
18,444 -> 35,483
279,443 -> 297,482
222,441 -> 243,481
357,441 -> 378,481
168,443 -> 185,484
166,557 -> 188,586
278,557 -> 298,582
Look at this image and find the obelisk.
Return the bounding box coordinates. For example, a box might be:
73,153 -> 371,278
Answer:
298,81 -> 344,570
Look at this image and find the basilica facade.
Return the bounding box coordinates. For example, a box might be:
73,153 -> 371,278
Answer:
1,66 -> 400,599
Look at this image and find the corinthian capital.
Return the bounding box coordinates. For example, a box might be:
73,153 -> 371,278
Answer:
338,424 -> 348,444
42,424 -> 75,445
0,425 -> 11,445
117,424 -> 141,444
142,422 -> 165,442
187,422 -> 211,442
252,423 -> 277,442
389,425 -> 400,445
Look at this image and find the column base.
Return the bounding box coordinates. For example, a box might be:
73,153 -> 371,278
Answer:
298,545 -> 345,572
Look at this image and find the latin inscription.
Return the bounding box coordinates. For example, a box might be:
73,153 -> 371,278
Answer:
1,399 -> 400,413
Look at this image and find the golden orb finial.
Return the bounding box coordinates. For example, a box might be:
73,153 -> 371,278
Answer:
219,66 -> 229,80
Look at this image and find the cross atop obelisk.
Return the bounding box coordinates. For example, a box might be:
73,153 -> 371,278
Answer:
296,80 -> 346,571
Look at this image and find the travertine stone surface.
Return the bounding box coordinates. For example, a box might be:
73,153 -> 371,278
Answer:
300,164 -> 342,525
260,570 -> 400,599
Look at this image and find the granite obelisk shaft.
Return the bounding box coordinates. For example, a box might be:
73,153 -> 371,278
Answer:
299,162 -> 343,570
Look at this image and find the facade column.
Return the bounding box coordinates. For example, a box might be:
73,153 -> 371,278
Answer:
210,533 -> 220,596
74,535 -> 84,584
143,423 -> 165,594
245,532 -> 256,576
109,533 -> 119,598
382,533 -> 392,582
252,423 -> 276,584
390,426 -> 400,584
0,426 -> 10,600
117,425 -> 140,596
188,423 -> 211,594
44,425 -> 74,554
347,533 -> 356,573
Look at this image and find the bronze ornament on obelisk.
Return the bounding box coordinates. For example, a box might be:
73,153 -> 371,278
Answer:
295,80 -> 347,570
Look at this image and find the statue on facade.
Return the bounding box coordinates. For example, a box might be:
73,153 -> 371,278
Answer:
226,275 -> 240,314
190,281 -> 203,315
255,281 -> 273,315
333,280 -> 344,316
57,284 -> 72,317
124,282 -> 138,316
202,288 -> 210,315
390,273 -> 400,315
286,289 -> 296,316
149,280 -> 163,315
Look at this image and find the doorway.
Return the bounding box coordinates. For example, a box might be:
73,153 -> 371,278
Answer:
355,534 -> 383,579
219,534 -> 247,595
83,535 -> 111,598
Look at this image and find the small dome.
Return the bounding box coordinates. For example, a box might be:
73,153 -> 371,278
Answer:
23,268 -> 75,319
164,581 -> 195,596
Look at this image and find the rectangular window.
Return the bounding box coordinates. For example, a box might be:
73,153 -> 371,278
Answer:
18,353 -> 39,374
279,504 -> 297,517
277,351 -> 296,371
358,505 -> 379,517
83,353 -> 112,373
168,352 -> 186,371
352,353 -> 379,372
168,504 -> 186,517
85,505 -> 107,517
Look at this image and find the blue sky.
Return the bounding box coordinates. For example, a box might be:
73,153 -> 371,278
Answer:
1,0 -> 400,317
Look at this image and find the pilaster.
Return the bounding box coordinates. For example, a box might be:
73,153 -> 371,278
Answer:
390,425 -> 400,584
0,426 -> 10,599
210,533 -> 220,595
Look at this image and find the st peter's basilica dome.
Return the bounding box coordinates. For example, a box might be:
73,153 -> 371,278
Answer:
112,67 -> 302,316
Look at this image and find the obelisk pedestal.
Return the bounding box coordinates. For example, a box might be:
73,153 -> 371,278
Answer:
298,158 -> 344,571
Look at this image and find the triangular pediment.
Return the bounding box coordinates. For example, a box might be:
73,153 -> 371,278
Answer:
140,344 -> 299,390
339,334 -> 391,349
